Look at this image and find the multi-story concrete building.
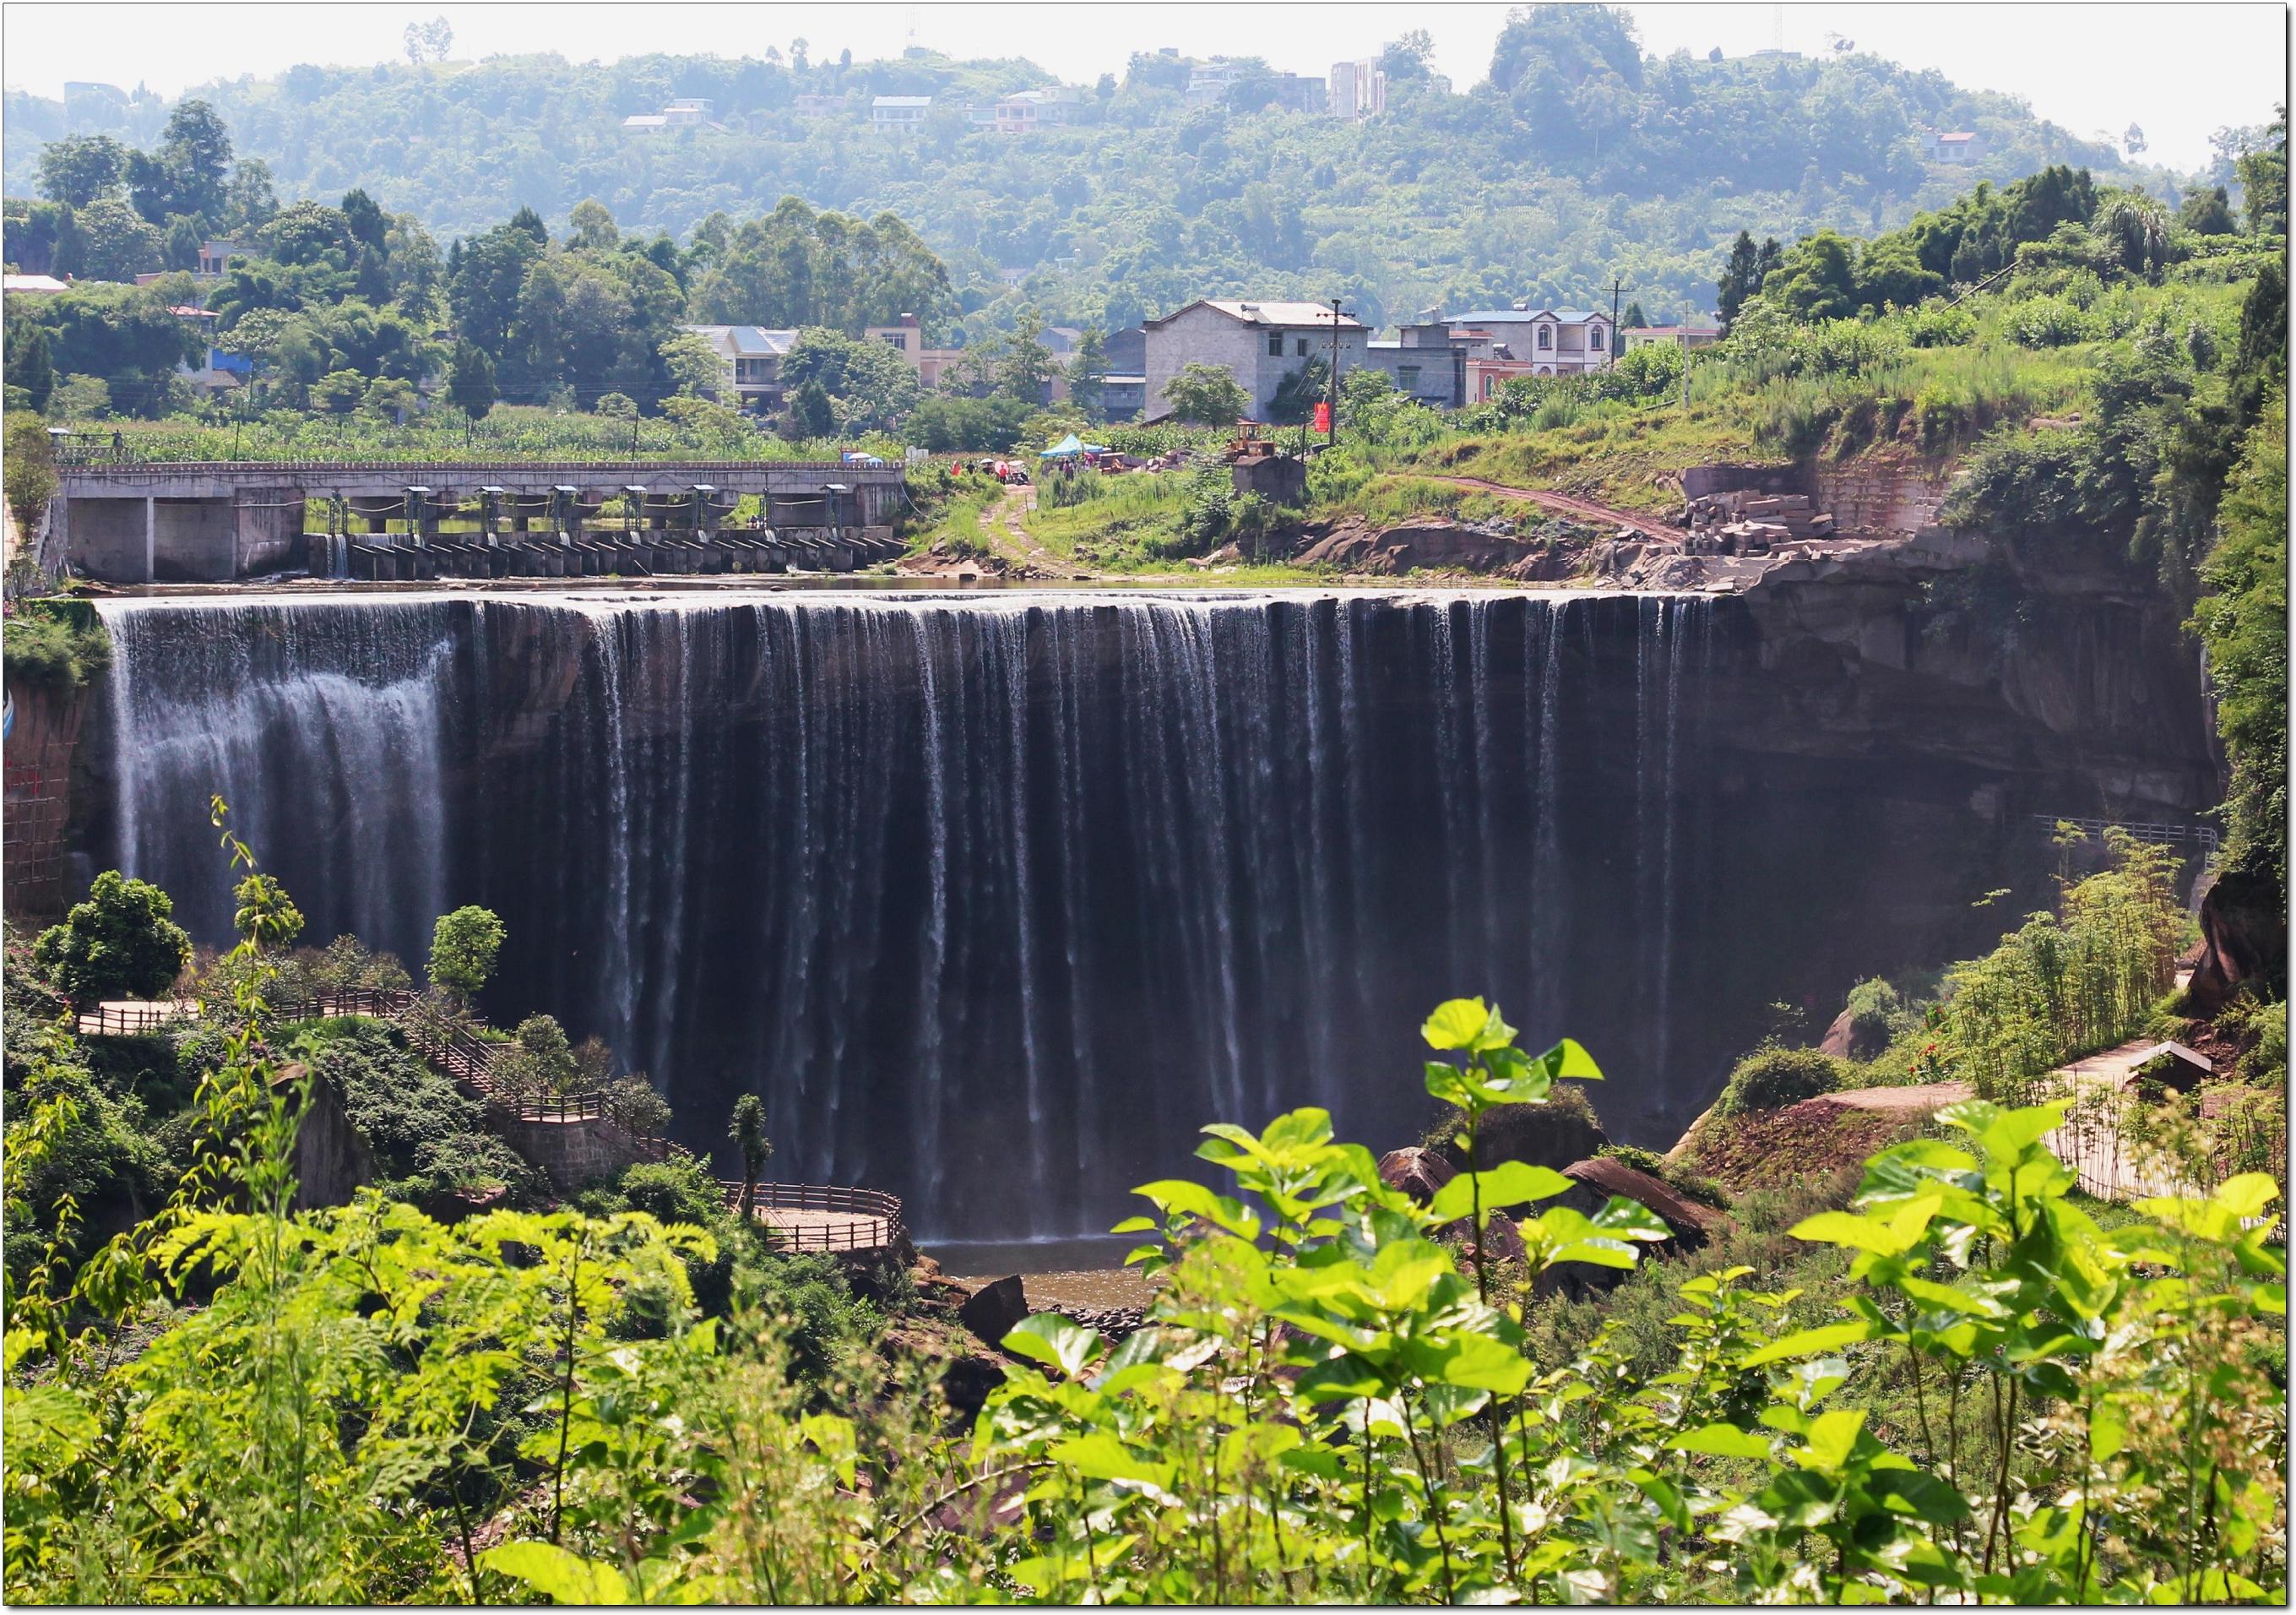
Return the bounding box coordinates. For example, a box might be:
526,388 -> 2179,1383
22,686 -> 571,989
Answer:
1441,306 -> 1615,375
1328,58 -> 1387,119
1143,299 -> 1368,422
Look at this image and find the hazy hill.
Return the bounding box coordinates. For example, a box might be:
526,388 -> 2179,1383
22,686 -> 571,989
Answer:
3,7 -> 2185,340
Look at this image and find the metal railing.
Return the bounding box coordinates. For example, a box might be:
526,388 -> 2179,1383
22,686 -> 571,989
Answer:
719,1179 -> 907,1253
2031,813 -> 2220,852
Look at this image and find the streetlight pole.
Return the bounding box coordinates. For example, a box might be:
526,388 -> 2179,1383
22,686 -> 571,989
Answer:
1327,296 -> 1343,449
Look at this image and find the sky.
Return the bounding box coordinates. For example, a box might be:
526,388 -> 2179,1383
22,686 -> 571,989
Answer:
2,1 -> 2285,171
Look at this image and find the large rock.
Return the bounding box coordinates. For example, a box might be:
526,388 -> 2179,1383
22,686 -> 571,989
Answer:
2186,871 -> 2288,1012
1377,1145 -> 1456,1204
940,1354 -> 1007,1419
958,1274 -> 1030,1351
1443,1100 -> 1609,1175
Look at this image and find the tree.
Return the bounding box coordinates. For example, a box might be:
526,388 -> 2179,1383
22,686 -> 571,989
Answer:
339,188 -> 388,253
2235,111 -> 2288,235
427,905 -> 505,999
490,1014 -> 578,1105
133,100 -> 234,225
36,134 -> 128,208
2192,395 -> 2288,888
32,870 -> 193,1005
1715,230 -> 1782,333
1161,361 -> 1251,427
1065,327 -> 1109,415
3,414 -> 59,538
659,329 -> 727,398
2178,185 -> 2238,236
730,1093 -> 771,1223
313,369 -> 367,414
446,340 -> 497,423
5,321 -> 56,414
567,199 -> 618,252
1620,301 -> 1648,328
782,377 -> 835,440
404,15 -> 453,63
73,197 -> 165,282
231,872 -> 305,952
997,309 -> 1057,403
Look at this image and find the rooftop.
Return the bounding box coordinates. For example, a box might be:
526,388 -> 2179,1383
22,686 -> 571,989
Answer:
1149,298 -> 1366,330
872,95 -> 933,108
3,273 -> 70,294
684,324 -> 799,356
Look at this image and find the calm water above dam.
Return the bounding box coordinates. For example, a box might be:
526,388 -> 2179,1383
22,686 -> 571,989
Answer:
89,588 -> 2051,1243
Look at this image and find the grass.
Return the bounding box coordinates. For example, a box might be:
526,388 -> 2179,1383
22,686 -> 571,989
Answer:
1394,404 -> 1766,512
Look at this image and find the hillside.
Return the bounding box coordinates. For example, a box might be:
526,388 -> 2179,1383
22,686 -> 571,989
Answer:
1,5 -> 2183,341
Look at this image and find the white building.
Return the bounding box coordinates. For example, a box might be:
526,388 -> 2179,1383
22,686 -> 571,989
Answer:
1328,58 -> 1387,120
622,97 -> 721,134
871,95 -> 933,130
682,325 -> 799,410
1441,306 -> 1615,376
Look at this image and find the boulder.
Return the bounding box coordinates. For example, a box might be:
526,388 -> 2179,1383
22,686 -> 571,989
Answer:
2186,871 -> 2288,1012
1819,1007 -> 1858,1059
1442,1099 -> 1609,1175
941,1354 -> 1007,1419
958,1274 -> 1030,1351
1377,1145 -> 1456,1204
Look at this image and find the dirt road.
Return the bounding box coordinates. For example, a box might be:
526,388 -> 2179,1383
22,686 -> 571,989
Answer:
1416,475 -> 1681,542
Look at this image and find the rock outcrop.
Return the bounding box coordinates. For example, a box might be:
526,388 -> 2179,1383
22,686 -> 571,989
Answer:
2186,871 -> 2288,1011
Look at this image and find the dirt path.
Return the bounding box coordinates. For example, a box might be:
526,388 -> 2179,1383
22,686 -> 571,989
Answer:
988,484 -> 1091,579
1415,475 -> 1682,542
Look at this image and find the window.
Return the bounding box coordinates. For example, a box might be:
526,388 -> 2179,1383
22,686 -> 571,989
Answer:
1398,365 -> 1422,391
1267,333 -> 1284,356
1536,325 -> 1553,350
1590,326 -> 1605,351
1296,337 -> 1310,356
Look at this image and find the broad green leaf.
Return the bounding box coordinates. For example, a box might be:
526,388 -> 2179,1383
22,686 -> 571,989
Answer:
1001,1314 -> 1105,1379
480,1542 -> 632,1605
1528,1036 -> 1604,1084
1051,1432 -> 1178,1490
1427,1161 -> 1576,1224
1131,1177 -> 1262,1240
1422,998 -> 1500,1051
1666,1422 -> 1772,1460
1796,1406 -> 1865,1472
1792,1209 -> 1915,1256
2216,1172 -> 2281,1221
1741,1319 -> 1875,1368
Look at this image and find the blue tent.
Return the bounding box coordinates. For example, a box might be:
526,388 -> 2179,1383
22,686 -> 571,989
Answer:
1039,434 -> 1110,459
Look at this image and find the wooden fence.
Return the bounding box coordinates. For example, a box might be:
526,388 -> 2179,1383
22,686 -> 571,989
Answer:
719,1179 -> 907,1253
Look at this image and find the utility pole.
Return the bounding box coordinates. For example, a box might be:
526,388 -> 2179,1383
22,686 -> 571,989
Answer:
1327,296 -> 1343,449
1680,297 -> 1692,411
1609,276 -> 1623,372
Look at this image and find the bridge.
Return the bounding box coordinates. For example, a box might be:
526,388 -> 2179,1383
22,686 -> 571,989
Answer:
42,457 -> 912,585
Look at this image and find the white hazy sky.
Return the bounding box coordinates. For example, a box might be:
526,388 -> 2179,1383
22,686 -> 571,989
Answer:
3,2 -> 2285,171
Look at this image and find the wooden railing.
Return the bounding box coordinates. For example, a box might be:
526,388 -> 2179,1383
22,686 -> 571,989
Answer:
73,1000 -> 201,1036
719,1180 -> 907,1253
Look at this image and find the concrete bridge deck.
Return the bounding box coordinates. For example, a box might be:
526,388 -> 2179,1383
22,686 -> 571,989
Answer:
46,459 -> 911,585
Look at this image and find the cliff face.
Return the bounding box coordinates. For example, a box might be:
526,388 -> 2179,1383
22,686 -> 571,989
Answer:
1728,530 -> 2218,821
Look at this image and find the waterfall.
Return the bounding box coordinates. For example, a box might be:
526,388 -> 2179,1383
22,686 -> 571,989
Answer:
95,587 -> 1947,1246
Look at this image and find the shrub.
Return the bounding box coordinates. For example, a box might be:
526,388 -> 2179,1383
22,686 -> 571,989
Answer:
2,605 -> 110,699
32,871 -> 192,1006
1715,1045 -> 1854,1116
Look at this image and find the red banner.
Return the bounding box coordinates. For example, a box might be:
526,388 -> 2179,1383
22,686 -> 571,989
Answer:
1313,400 -> 1331,432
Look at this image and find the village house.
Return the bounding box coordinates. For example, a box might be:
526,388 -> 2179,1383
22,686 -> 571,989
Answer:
1143,299 -> 1369,422
991,86 -> 1083,133
1363,319 -> 1468,407
1925,129 -> 1986,164
870,95 -> 933,130
865,313 -> 969,393
622,97 -> 721,134
683,324 -> 799,410
1441,305 -> 1615,375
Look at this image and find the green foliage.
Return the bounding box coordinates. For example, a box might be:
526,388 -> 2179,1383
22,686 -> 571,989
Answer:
1160,361 -> 1251,427
425,904 -> 503,999
487,1014 -> 578,1106
32,871 -> 191,1006
295,1016 -> 546,1209
2190,394 -> 2287,886
1,599 -> 109,699
1937,832 -> 2186,1103
1717,1045 -> 1855,1117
